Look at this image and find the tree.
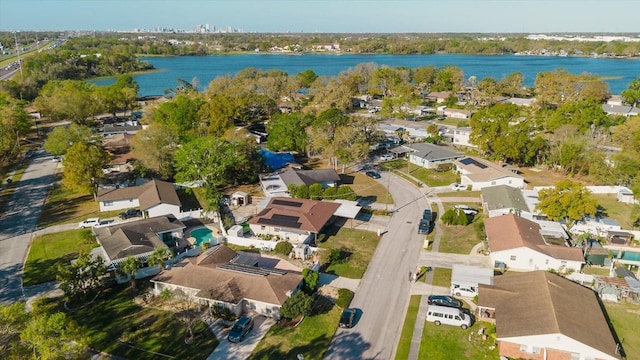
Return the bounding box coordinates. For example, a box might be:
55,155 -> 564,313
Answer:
296,69 -> 318,89
621,76 -> 640,107
62,142 -> 110,200
280,291 -> 313,320
154,94 -> 205,142
34,80 -> 99,125
498,72 -> 526,98
266,112 -> 313,153
301,268 -> 319,294
119,256 -> 140,290
57,251 -> 106,302
43,123 -> 99,156
174,136 -> 264,211
546,100 -> 609,132
412,65 -> 436,91
274,241 -> 293,256
0,302 -> 29,356
0,92 -> 32,165
432,66 -> 464,92
147,247 -> 171,268
535,180 -> 598,225
21,312 -> 86,360
130,123 -> 179,180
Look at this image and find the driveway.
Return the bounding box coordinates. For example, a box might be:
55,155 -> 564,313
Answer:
325,170 -> 429,360
0,151 -> 58,304
207,315 -> 275,360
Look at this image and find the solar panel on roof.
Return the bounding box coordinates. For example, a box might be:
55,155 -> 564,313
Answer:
257,214 -> 302,229
218,263 -> 288,276
272,199 -> 303,207
460,157 -> 487,169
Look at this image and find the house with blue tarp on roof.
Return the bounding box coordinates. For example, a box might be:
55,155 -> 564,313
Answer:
259,148 -> 300,171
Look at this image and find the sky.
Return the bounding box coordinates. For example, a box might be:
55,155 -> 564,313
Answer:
1,0 -> 640,33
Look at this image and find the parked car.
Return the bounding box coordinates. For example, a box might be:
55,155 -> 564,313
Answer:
427,295 -> 462,308
422,209 -> 432,221
451,284 -> 478,297
379,153 -> 395,161
426,304 -> 472,329
454,205 -> 478,215
451,183 -> 466,191
119,208 -> 141,220
339,308 -> 356,328
78,218 -> 100,229
365,171 -> 381,179
418,219 -> 431,234
227,315 -> 253,343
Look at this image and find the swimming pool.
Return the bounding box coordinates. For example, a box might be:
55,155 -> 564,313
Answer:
620,251 -> 640,262
189,227 -> 217,247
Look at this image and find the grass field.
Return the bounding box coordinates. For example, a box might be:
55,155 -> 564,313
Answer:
345,171 -> 394,205
394,295 -> 422,360
431,268 -> 453,287
418,320 -> 499,360
592,193 -> 638,229
58,284 -> 218,360
605,301 -> 640,359
23,229 -> 100,285
251,296 -> 340,360
38,180 -> 104,227
317,225 -> 381,279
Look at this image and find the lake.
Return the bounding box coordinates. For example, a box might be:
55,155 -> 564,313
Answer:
91,53 -> 640,96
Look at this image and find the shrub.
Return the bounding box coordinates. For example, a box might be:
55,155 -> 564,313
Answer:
328,248 -> 342,263
308,183 -> 323,200
280,291 -> 313,319
323,186 -> 337,199
441,208 -> 457,225
295,185 -> 310,199
201,242 -> 211,250
274,241 -> 293,255
302,268 -> 319,294
336,185 -> 357,201
336,289 -> 354,309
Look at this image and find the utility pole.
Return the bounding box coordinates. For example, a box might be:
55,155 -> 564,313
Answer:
13,31 -> 23,77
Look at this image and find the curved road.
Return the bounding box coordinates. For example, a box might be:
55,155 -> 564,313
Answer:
0,151 -> 58,304
325,171 -> 430,359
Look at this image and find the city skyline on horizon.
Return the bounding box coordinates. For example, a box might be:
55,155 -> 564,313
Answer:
2,0 -> 640,34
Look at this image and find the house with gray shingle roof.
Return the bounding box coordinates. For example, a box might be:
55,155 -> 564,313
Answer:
259,168 -> 341,197
602,104 -> 640,117
391,143 -> 464,170
92,214 -> 186,270
97,179 -> 181,218
477,271 -> 622,360
481,185 -> 534,219
151,244 -> 303,319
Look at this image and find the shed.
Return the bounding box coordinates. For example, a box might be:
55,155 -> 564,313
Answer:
585,239 -> 611,266
231,191 -> 250,206
451,264 -> 494,295
293,244 -> 312,260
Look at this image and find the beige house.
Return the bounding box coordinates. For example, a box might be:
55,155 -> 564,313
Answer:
97,179 -> 182,218
454,157 -> 524,190
151,245 -> 303,318
478,271 -> 622,360
486,214 -> 584,272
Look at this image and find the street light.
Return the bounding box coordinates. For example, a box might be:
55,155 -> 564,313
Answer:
13,31 -> 23,77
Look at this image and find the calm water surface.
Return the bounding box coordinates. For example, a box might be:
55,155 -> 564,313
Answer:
92,54 -> 640,96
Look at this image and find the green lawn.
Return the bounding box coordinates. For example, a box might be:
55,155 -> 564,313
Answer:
61,284 -> 218,360
251,296 -> 339,360
592,193 -> 638,229
418,320 -> 499,360
346,171 -> 393,205
38,180 -> 104,227
395,295 -> 422,360
604,301 -> 640,359
431,268 -> 452,287
436,218 -> 485,255
317,225 -> 381,278
408,168 -> 459,187
23,229 -> 99,286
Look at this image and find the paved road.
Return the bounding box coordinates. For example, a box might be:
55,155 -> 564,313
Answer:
325,171 -> 429,360
0,151 -> 58,304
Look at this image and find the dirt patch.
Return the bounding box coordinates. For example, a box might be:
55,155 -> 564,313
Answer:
520,166 -> 592,188
317,285 -> 339,304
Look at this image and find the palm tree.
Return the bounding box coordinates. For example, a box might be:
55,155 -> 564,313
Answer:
147,248 -> 171,269
120,256 -> 140,290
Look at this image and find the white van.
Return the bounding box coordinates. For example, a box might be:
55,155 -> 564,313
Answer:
451,284 -> 478,297
426,304 -> 472,329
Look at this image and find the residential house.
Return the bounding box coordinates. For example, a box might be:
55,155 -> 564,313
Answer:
602,104 -> 640,117
454,157 -> 524,190
443,108 -> 473,119
389,143 -> 464,170
451,127 -> 477,148
569,216 -> 622,238
606,95 -> 623,106
450,264 -> 493,298
102,133 -> 135,173
259,168 -> 341,197
481,185 -> 535,219
97,179 -> 182,218
486,214 -> 584,272
92,214 -> 186,273
477,271 -> 622,360
247,197 -> 340,244
425,91 -> 452,103
504,97 -> 536,107
151,244 -> 303,318
101,124 -> 142,137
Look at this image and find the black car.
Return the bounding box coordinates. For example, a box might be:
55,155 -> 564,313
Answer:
365,171 -> 381,179
427,295 -> 462,308
339,308 -> 356,328
422,209 -> 432,221
418,219 -> 431,234
118,208 -> 141,220
227,315 -> 254,343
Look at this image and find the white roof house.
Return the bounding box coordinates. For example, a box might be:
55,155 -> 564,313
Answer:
451,127 -> 477,148
455,157 -> 525,190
